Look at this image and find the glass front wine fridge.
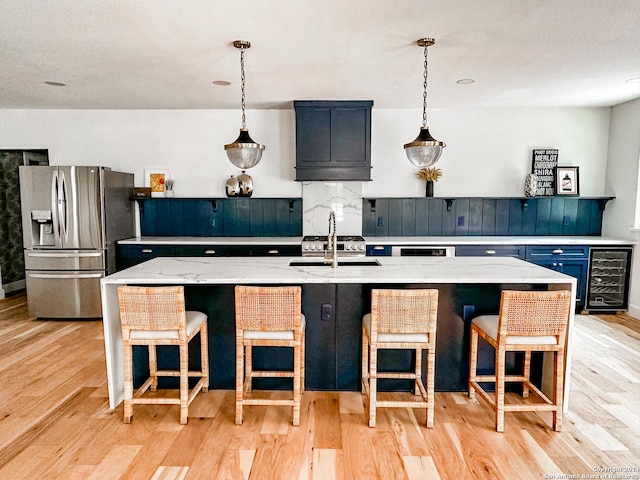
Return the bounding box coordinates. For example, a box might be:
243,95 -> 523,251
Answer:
586,247 -> 633,312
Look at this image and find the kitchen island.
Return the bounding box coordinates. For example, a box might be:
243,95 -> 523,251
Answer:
101,256 -> 576,411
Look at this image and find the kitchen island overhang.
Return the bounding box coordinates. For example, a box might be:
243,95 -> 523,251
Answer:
101,256 -> 576,411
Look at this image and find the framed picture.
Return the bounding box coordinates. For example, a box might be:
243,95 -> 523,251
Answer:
555,166 -> 579,196
531,148 -> 559,196
144,168 -> 171,197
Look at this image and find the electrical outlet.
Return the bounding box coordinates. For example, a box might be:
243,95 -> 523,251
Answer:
457,216 -> 465,226
321,303 -> 333,321
377,216 -> 384,227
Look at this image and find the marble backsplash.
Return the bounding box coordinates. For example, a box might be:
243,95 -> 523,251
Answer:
302,181 -> 363,236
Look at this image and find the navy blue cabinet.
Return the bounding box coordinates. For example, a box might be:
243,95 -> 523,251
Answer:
366,244 -> 392,256
456,245 -> 526,260
525,245 -> 589,308
116,245 -> 177,269
117,243 -> 301,270
294,100 -> 373,181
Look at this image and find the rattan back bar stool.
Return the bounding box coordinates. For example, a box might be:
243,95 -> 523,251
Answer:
361,288 -> 439,428
468,290 -> 571,432
234,285 -> 305,426
117,285 -> 209,425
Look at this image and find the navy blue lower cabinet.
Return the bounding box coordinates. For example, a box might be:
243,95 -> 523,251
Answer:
366,245 -> 392,256
116,245 -> 176,270
455,245 -> 526,260
525,245 -> 589,309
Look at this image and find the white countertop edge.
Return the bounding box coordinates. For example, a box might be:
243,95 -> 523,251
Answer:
365,236 -> 634,246
117,235 -> 634,246
102,256 -> 578,286
118,236 -> 303,245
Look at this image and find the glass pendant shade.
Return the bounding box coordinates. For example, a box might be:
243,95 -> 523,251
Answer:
225,128 -> 265,169
404,126 -> 446,167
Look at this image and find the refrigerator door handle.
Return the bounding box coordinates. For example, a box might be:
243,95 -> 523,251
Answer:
58,170 -> 69,244
51,170 -> 62,241
26,251 -> 103,258
28,272 -> 104,279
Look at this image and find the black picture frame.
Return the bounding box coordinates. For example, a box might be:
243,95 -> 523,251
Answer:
531,148 -> 559,196
555,166 -> 579,196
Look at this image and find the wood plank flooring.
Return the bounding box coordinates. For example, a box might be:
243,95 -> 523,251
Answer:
1,292 -> 639,479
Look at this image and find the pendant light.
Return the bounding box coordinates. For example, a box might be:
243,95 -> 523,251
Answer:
225,40 -> 265,169
404,38 -> 446,167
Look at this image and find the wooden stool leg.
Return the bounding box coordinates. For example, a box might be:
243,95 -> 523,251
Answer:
201,324 -> 209,392
361,324 -> 368,395
123,340 -> 134,424
495,346 -> 506,432
235,338 -> 244,425
426,347 -> 435,428
469,328 -> 478,400
245,344 -> 253,394
368,344 -> 377,427
553,349 -> 564,431
179,343 -> 189,425
149,344 -> 158,391
522,350 -> 532,398
292,341 -> 301,426
414,348 -> 422,396
301,330 -> 306,394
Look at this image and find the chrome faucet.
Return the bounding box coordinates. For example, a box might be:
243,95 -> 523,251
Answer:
325,210 -> 338,268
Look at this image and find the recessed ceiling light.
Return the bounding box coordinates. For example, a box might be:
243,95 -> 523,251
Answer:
456,78 -> 475,85
625,77 -> 640,84
44,81 -> 66,87
213,80 -> 231,86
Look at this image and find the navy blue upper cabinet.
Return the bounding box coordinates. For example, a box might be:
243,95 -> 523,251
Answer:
294,100 -> 373,181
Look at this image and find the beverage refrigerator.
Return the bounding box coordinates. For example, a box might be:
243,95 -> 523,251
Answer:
19,166 -> 134,318
585,247 -> 633,313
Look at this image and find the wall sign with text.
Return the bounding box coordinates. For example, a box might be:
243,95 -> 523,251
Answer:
531,149 -> 558,196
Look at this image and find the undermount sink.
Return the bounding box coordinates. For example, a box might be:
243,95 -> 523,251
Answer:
289,259 -> 381,267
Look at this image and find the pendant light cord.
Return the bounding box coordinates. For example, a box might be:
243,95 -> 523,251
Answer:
422,42 -> 429,128
239,46 -> 247,130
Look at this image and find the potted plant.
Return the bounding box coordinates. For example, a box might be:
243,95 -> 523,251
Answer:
416,167 -> 442,197
164,179 -> 174,197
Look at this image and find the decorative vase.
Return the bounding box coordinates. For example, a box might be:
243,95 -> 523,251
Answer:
238,170 -> 254,197
524,173 -> 538,197
425,181 -> 434,198
164,189 -> 174,197
225,175 -> 240,197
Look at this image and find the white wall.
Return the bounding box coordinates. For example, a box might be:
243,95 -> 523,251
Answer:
602,98 -> 640,316
0,106 -> 610,198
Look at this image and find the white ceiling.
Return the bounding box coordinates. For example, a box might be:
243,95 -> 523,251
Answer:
1,0 -> 639,110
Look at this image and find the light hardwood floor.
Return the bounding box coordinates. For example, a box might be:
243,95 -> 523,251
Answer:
1,292 -> 639,479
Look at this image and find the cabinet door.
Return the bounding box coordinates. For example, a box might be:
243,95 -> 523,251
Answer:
251,245 -> 301,256
296,107 -> 332,165
527,258 -> 587,307
116,245 -> 176,270
456,245 -> 526,259
175,245 -> 251,257
366,245 -> 392,256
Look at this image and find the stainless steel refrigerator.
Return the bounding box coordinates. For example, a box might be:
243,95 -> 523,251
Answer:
19,166 -> 134,318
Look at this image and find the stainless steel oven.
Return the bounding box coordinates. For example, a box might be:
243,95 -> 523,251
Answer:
391,245 -> 455,257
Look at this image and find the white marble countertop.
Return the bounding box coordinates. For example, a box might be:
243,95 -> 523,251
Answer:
117,235 -> 634,246
364,236 -> 634,246
118,236 -> 303,245
102,255 -> 577,285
